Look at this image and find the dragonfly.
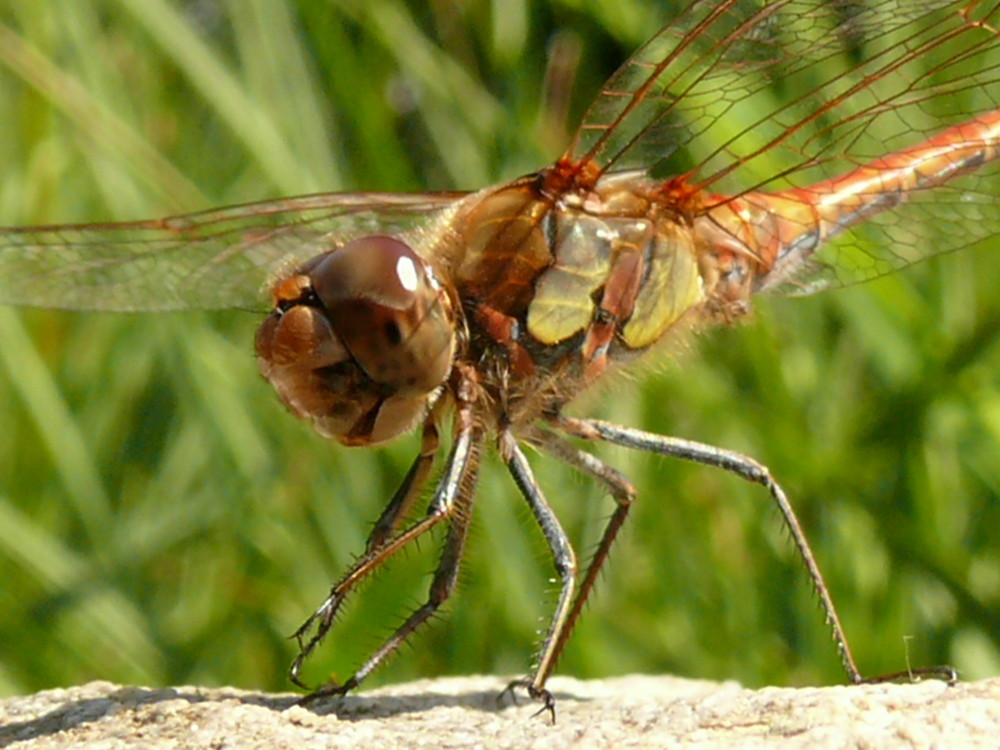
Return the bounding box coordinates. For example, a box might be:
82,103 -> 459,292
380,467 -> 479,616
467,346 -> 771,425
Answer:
2,0 -> 999,717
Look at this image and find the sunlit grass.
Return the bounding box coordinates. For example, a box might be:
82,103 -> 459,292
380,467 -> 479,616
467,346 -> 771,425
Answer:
0,0 -> 998,699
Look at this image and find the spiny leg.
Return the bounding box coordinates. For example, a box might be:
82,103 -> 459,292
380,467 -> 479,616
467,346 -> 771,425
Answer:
526,425 -> 637,690
308,422 -> 482,700
499,431 -> 577,722
553,414 -> 867,683
366,416 -> 441,553
290,392 -> 480,692
561,416 -> 958,685
290,494 -> 447,688
553,416 -> 958,684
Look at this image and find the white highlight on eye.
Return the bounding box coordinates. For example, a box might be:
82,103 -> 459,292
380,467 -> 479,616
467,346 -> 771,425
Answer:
396,255 -> 419,291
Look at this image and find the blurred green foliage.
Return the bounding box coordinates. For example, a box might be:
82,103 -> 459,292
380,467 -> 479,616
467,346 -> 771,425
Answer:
0,0 -> 998,700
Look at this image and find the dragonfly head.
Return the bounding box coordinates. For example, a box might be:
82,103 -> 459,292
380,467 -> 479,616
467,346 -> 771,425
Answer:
256,235 -> 456,446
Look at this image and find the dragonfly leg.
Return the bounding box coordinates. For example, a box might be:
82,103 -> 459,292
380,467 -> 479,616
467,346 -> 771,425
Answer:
554,414 -> 865,685
521,426 -> 637,691
365,410 -> 442,553
292,379 -> 483,695
308,458 -> 480,701
499,430 -> 577,722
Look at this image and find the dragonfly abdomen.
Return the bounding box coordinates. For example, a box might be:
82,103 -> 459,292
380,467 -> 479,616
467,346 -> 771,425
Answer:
702,108 -> 1000,295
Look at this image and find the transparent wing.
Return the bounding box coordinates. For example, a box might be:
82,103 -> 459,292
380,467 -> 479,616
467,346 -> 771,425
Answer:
0,191 -> 467,312
566,0 -> 1000,290
776,164 -> 1000,296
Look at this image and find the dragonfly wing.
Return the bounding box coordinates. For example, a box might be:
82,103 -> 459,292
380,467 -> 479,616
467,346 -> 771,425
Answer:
567,0 -> 1000,290
569,0 -> 994,178
0,191 -> 467,312
769,172 -> 1000,296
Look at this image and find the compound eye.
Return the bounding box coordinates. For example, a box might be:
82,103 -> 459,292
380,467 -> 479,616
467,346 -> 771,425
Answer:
311,236 -> 455,395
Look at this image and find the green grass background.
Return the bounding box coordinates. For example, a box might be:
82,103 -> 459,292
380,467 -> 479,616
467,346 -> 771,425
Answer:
1,0 -> 999,698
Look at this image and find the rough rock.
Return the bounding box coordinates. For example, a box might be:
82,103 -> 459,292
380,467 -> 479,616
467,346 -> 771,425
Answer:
2,675 -> 998,749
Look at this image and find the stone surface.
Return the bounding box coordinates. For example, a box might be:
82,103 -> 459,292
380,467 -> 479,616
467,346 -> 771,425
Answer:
1,675 -> 999,749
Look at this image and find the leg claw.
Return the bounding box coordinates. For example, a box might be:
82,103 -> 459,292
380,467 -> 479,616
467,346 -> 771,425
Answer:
499,678 -> 556,723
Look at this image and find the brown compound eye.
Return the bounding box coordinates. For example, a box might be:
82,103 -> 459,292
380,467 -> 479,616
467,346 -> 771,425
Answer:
310,235 -> 456,396
256,236 -> 457,447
